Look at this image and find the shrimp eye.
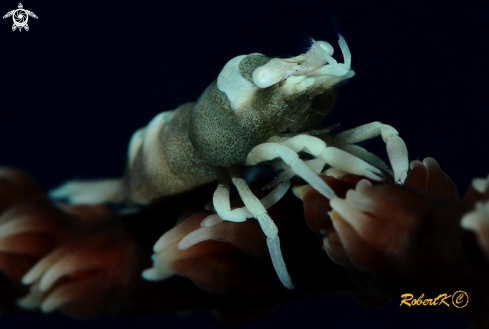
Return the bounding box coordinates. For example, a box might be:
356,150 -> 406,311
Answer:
252,65 -> 281,88
316,40 -> 334,56
238,54 -> 271,86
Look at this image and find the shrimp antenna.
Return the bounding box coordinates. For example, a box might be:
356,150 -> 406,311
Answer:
330,15 -> 342,36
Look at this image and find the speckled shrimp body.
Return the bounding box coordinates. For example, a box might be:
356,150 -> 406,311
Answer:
51,35 -> 409,289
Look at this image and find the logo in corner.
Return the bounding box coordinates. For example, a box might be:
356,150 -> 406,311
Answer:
3,3 -> 37,32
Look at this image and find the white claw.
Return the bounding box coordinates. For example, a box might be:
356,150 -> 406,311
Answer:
333,122 -> 409,184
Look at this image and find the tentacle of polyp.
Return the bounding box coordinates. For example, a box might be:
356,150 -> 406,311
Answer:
0,168 -> 71,284
143,210 -> 280,294
18,220 -> 139,317
404,157 -> 459,199
0,168 -> 141,317
2,159 -> 489,324
326,158 -> 462,270
296,157 -> 459,272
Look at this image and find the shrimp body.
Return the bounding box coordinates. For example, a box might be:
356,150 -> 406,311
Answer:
126,103 -> 219,204
52,35 -> 409,289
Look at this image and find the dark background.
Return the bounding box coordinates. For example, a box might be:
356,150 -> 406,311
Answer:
1,0 -> 487,328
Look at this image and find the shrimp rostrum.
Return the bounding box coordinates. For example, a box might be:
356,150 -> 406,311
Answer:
52,34 -> 409,289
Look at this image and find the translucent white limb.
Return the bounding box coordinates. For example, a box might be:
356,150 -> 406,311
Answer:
247,144 -> 335,200
282,135 -> 382,179
267,235 -> 294,289
254,180 -> 291,211
333,122 -> 409,184
182,182 -> 291,245
263,158 -> 326,190
231,174 -> 294,289
338,34 -> 351,68
209,175 -> 291,225
213,177 -> 248,223
313,35 -> 351,77
338,144 -> 389,171
246,135 -> 383,199
230,175 -> 278,238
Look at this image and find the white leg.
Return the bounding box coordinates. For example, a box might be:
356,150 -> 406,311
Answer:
246,136 -> 383,199
257,180 -> 291,210
177,178 -> 294,289
282,135 -> 384,180
280,135 -> 382,180
231,173 -> 294,289
212,177 -> 248,223
338,144 -> 389,171
333,122 -> 409,183
230,175 -> 278,237
247,142 -> 337,199
204,180 -> 290,228
263,158 -> 325,190
266,235 -> 294,289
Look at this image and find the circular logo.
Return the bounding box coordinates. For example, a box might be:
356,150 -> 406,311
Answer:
13,9 -> 27,27
452,290 -> 469,308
